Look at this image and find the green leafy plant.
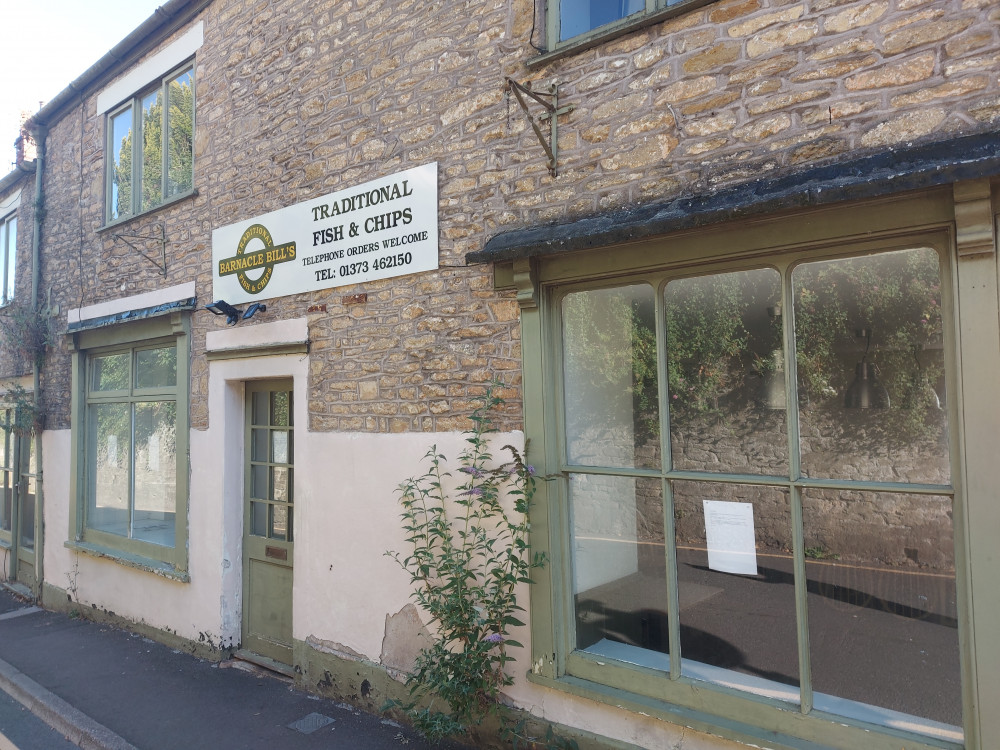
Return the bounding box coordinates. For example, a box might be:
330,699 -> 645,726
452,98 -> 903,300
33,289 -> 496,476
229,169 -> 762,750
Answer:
386,386 -> 575,749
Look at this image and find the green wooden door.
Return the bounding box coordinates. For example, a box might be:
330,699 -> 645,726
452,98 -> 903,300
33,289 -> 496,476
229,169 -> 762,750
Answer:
242,381 -> 294,664
0,408 -> 36,593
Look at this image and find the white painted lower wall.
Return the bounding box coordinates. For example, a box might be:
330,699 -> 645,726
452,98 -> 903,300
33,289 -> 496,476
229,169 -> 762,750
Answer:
40,343 -> 739,750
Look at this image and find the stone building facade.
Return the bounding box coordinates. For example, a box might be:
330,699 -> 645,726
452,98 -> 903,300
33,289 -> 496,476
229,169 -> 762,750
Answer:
1,0 -> 999,748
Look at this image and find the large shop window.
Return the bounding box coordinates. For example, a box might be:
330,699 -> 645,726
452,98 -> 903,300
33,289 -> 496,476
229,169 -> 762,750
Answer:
106,62 -> 194,223
70,317 -> 189,576
545,245 -> 960,745
0,211 -> 15,305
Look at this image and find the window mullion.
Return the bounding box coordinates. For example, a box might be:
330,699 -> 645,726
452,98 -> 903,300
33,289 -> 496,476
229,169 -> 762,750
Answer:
160,79 -> 169,204
131,100 -> 141,216
783,269 -> 814,713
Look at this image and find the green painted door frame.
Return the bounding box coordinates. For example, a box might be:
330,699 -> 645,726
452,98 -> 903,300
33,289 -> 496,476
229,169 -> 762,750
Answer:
0,407 -> 37,593
241,380 -> 294,664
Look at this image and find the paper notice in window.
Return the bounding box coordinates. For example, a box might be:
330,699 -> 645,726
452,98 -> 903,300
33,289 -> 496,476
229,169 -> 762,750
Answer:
703,500 -> 758,576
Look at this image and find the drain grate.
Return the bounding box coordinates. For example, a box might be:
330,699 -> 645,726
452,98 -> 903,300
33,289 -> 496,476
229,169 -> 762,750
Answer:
288,712 -> 335,734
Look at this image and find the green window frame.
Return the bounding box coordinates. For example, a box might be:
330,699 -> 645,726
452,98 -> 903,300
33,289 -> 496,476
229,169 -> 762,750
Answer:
105,61 -> 195,223
0,211 -> 16,305
519,198 -> 974,750
69,314 -> 190,578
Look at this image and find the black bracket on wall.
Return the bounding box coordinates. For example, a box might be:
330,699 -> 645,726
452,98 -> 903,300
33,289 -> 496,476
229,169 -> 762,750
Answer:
112,223 -> 167,277
505,78 -> 574,177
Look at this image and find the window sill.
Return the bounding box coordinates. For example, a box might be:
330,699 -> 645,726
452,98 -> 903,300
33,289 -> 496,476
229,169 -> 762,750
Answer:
527,0 -> 715,69
64,539 -> 190,582
525,670 -> 961,750
98,188 -> 199,233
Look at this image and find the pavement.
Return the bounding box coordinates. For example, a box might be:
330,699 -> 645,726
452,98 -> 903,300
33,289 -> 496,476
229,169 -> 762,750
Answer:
0,587 -> 469,750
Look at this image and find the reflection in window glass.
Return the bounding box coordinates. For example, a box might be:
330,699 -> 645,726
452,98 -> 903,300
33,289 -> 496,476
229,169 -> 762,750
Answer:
140,90 -> 163,212
804,489 -> 960,732
85,342 -> 179,551
1,214 -> 15,305
166,69 -> 194,198
135,346 -> 176,389
560,0 -> 645,40
572,474 -> 669,665
793,248 -> 949,484
109,108 -> 133,221
556,244 -> 958,738
92,353 -> 130,391
133,402 -> 176,547
665,269 -> 788,475
674,481 -> 798,701
107,64 -> 193,221
562,285 -> 658,470
88,402 -> 131,538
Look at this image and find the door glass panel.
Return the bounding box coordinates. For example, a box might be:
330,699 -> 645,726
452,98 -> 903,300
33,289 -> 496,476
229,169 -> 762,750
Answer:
135,346 -> 176,389
803,489 -> 960,730
251,428 -> 268,462
272,431 -> 289,464
665,268 -> 788,475
0,472 -> 9,533
251,501 -> 267,537
132,402 -> 176,546
271,391 -> 291,427
252,391 -> 268,426
272,467 -> 290,504
793,248 -> 949,484
92,353 -> 130,392
674,480 -> 798,701
88,402 -> 131,537
573,474 -> 669,669
272,504 -> 288,540
562,284 -> 659,470
19,436 -> 35,550
251,465 -> 268,499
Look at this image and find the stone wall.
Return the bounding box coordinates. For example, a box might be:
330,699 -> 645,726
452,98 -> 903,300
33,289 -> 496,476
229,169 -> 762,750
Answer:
0,174 -> 37,383
33,0 -> 1000,435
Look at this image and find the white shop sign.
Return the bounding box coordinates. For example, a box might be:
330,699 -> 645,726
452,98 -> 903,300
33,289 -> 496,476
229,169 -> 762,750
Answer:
211,162 -> 438,305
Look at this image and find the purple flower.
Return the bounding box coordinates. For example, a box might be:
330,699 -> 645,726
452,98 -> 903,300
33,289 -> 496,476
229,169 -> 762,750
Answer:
526,465 -> 536,476
482,633 -> 504,643
459,466 -> 486,477
461,487 -> 484,497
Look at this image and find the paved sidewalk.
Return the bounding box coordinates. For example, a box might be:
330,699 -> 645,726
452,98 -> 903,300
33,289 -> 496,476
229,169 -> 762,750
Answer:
0,588 -> 468,749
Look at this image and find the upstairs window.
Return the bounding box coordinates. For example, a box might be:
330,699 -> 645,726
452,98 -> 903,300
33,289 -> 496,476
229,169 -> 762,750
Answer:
0,212 -> 15,305
557,0 -> 646,42
106,63 -> 194,223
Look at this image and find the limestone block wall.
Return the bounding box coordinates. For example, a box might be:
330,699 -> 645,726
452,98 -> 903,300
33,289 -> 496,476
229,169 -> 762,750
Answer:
32,0 -> 1000,438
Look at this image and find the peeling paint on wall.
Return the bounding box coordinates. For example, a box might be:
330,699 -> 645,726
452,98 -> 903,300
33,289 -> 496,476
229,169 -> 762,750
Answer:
380,603 -> 432,682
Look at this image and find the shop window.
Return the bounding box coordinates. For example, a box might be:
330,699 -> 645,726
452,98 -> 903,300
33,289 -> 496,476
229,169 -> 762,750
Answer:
69,315 -> 189,576
0,212 -> 16,305
540,244 -> 960,746
106,63 -> 194,223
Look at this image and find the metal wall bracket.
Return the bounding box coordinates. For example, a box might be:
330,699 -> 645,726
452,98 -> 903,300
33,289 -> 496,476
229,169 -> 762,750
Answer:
505,78 -> 574,177
112,223 -> 167,276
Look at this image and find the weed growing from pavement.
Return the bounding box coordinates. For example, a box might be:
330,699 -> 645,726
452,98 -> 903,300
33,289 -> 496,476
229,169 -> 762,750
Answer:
386,386 -> 575,749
